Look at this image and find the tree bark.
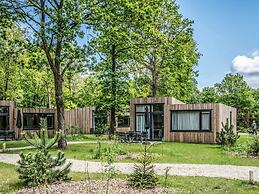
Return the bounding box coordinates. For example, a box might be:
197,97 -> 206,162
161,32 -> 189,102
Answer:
46,82 -> 52,109
54,73 -> 67,149
110,45 -> 116,137
151,59 -> 158,97
151,70 -> 158,97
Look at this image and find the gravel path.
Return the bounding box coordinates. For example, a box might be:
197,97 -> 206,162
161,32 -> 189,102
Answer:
0,153 -> 258,182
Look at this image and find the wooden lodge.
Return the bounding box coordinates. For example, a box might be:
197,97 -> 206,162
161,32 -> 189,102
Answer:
130,97 -> 236,144
0,97 -> 236,144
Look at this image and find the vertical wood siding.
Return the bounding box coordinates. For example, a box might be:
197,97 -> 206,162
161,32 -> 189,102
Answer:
64,107 -> 94,134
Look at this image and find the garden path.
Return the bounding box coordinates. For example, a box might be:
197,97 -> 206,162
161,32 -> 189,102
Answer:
0,153 -> 258,182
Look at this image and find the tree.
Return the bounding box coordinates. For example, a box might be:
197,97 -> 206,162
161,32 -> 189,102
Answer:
5,0 -> 88,148
215,74 -> 255,129
88,0 -> 162,135
199,87 -> 219,103
133,0 -> 200,99
0,24 -> 26,100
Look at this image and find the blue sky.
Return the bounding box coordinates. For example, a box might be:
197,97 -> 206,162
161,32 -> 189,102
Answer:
177,0 -> 259,88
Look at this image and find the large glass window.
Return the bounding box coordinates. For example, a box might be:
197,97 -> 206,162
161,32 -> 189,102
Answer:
0,106 -> 9,130
172,110 -> 211,131
23,113 -> 54,130
117,116 -> 130,128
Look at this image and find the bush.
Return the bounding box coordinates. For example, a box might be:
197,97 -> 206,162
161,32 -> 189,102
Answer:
92,141 -> 102,159
247,136 -> 259,156
17,119 -> 71,186
128,144 -> 158,189
216,121 -> 239,147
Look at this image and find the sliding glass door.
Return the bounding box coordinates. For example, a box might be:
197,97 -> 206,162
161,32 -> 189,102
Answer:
135,104 -> 164,140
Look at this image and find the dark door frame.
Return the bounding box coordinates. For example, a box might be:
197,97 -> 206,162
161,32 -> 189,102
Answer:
135,103 -> 164,140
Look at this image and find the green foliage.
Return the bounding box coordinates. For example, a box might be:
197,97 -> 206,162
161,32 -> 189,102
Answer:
92,141 -> 102,159
17,119 -> 71,186
247,136 -> 259,156
102,146 -> 117,194
17,151 -> 71,186
199,87 -> 219,103
216,121 -> 240,147
200,74 -> 256,131
128,144 -> 158,189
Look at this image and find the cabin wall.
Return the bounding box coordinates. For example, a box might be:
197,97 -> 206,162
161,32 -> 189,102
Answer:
64,107 -> 94,134
218,104 -> 237,133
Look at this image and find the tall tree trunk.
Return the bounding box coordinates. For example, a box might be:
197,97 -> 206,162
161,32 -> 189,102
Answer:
151,66 -> 158,97
54,74 -> 67,149
47,83 -> 52,109
110,45 -> 116,137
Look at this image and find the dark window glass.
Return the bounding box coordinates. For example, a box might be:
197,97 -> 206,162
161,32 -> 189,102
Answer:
117,116 -> 130,128
94,112 -> 107,130
0,107 -> 8,113
153,104 -> 164,112
201,111 -> 210,130
23,113 -> 54,130
0,106 -> 9,130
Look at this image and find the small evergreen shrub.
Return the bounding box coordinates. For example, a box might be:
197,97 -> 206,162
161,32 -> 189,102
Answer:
17,119 -> 71,186
102,146 -> 117,194
247,136 -> 259,156
128,144 -> 158,189
216,121 -> 239,147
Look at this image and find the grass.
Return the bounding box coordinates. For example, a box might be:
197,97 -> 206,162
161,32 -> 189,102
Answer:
3,134 -> 259,166
0,134 -> 107,150
1,162 -> 258,194
0,140 -> 29,149
66,134 -> 108,141
56,140 -> 259,166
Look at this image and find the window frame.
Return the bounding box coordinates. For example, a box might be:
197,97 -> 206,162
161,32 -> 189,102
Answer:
23,113 -> 55,130
170,109 -> 212,132
117,115 -> 130,128
134,103 -> 164,132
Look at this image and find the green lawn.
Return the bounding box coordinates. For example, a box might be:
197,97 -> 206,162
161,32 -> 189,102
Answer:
0,162 -> 258,194
2,134 -> 258,166
0,140 -> 30,149
0,134 -> 107,149
6,134 -> 258,167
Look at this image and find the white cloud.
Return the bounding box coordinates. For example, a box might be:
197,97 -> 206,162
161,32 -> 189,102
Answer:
232,55 -> 259,74
231,50 -> 259,88
251,50 -> 259,57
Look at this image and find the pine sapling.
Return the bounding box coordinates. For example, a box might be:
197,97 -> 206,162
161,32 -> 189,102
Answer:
128,143 -> 158,189
17,118 -> 72,186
